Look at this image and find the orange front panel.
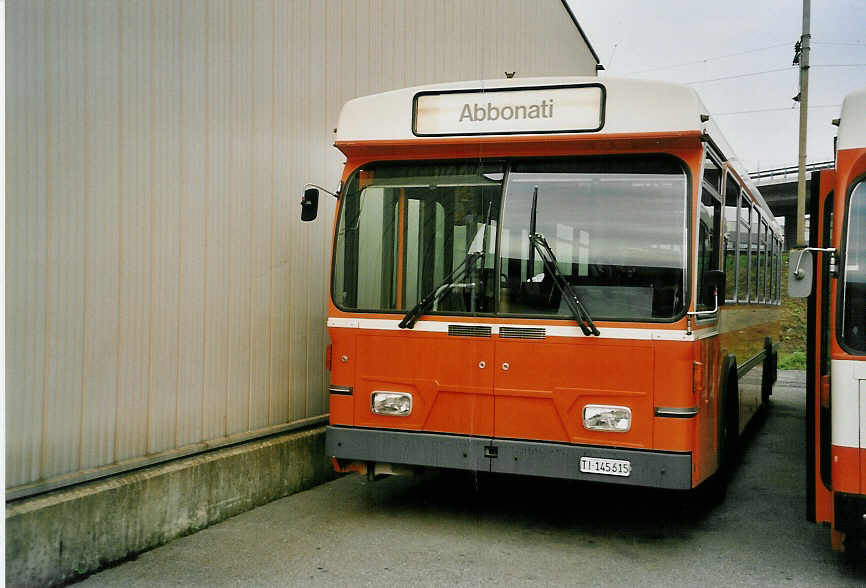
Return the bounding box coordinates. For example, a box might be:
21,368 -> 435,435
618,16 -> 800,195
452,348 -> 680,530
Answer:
651,340 -> 696,453
652,417 -> 694,452
423,391 -> 494,436
329,395 -> 354,425
352,330 -> 494,437
652,341 -> 694,408
328,327 -> 357,426
493,337 -> 654,448
832,445 -> 861,494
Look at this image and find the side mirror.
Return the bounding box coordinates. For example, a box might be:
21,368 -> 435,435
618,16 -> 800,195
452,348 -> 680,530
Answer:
788,249 -> 813,298
300,187 -> 319,222
702,269 -> 726,307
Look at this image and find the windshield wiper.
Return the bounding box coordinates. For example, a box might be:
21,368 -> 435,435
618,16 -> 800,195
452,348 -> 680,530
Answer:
398,252 -> 481,329
399,201 -> 494,329
528,233 -> 600,337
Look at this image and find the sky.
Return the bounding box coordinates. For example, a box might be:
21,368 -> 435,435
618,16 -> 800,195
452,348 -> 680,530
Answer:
568,0 -> 866,173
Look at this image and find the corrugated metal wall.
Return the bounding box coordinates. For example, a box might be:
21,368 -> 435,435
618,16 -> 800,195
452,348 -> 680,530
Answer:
6,0 -> 596,495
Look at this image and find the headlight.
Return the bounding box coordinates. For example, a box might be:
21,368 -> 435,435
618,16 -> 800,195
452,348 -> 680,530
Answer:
371,392 -> 412,416
583,405 -> 631,432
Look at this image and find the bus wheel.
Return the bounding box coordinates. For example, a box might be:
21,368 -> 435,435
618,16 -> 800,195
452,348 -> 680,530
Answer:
721,370 -> 741,470
843,532 -> 866,560
761,338 -> 777,405
694,370 -> 739,506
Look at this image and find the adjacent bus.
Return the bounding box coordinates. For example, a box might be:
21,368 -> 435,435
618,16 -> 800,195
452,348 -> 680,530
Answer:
795,87 -> 866,552
303,77 -> 782,495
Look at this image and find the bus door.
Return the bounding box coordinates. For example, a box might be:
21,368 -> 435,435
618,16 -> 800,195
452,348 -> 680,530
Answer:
487,158 -> 690,462
807,169 -> 835,524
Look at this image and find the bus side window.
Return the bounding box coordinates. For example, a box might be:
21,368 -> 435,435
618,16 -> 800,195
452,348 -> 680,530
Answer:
760,218 -> 770,302
723,172 -> 740,302
697,186 -> 722,310
751,206 -> 761,302
738,192 -> 751,302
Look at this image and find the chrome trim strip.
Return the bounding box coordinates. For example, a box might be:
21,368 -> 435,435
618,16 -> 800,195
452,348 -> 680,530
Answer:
737,349 -> 767,378
654,406 -> 699,418
328,386 -> 353,396
693,327 -> 719,340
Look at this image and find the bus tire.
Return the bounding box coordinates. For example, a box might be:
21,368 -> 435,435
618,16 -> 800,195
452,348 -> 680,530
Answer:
719,361 -> 741,479
761,337 -> 777,405
843,532 -> 866,560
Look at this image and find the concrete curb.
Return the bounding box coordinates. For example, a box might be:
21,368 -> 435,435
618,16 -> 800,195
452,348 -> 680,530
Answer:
5,426 -> 336,587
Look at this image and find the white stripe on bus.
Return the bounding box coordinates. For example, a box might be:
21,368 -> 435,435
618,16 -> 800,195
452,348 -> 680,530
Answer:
831,359 -> 866,449
326,317 -> 718,342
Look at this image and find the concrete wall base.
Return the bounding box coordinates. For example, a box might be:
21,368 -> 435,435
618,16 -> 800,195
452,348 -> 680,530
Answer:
5,426 -> 335,587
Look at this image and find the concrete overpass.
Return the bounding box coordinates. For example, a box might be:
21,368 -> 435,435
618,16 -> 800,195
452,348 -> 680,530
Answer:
752,161 -> 835,248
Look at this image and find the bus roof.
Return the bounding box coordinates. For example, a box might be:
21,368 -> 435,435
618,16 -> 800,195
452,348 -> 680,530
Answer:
336,76 -> 775,226
837,86 -> 866,151
337,76 -> 713,142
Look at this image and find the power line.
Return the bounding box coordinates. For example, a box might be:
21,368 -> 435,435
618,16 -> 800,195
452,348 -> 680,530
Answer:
714,104 -> 840,116
685,63 -> 865,85
685,68 -> 792,85
811,63 -> 866,68
813,41 -> 866,47
624,42 -> 791,76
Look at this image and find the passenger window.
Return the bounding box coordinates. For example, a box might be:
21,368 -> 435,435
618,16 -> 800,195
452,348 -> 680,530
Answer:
751,208 -> 761,302
697,187 -> 721,310
723,173 -> 741,302
760,219 -> 769,302
703,155 -> 722,193
737,192 -> 751,301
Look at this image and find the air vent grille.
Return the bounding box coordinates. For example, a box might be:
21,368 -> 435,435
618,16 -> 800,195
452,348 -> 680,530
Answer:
499,327 -> 546,339
448,324 -> 492,338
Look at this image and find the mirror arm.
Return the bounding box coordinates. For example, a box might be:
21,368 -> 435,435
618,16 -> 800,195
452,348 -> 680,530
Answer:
688,288 -> 719,319
303,183 -> 339,198
793,247 -> 836,279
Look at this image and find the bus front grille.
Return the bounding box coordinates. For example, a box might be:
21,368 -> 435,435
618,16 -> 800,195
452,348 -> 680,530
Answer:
499,327 -> 546,339
447,325 -> 492,338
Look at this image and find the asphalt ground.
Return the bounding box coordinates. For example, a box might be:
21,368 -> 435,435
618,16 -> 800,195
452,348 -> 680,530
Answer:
77,371 -> 866,587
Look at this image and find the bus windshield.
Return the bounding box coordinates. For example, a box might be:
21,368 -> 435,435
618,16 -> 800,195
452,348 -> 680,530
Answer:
332,161 -> 503,314
332,156 -> 688,321
841,179 -> 866,353
499,157 -> 687,320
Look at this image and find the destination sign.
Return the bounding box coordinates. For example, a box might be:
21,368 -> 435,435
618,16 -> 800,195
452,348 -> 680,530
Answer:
413,84 -> 604,136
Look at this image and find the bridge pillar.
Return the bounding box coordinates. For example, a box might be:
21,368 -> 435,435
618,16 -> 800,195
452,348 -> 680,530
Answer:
784,213 -> 798,250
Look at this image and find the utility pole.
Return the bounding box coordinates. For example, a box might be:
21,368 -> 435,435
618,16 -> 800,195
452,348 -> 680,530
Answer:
795,0 -> 810,247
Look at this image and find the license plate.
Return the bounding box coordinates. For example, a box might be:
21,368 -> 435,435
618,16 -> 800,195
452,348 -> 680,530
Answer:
579,457 -> 632,477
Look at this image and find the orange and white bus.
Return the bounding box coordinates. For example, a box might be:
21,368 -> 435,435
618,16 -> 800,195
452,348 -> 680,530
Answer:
302,77 -> 782,494
795,87 -> 866,552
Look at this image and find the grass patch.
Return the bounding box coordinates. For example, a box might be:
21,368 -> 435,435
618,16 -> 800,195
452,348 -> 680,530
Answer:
779,350 -> 807,370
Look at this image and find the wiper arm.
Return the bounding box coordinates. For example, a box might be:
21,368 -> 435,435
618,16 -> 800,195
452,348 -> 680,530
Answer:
399,200 -> 494,329
398,251 -> 481,329
529,233 -> 600,336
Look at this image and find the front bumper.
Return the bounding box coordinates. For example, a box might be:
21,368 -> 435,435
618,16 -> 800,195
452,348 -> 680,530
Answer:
326,426 -> 692,490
